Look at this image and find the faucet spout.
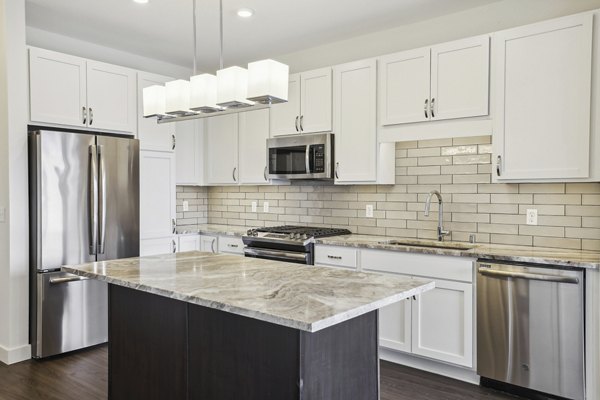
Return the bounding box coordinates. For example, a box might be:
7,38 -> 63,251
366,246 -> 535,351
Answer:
424,190 -> 450,241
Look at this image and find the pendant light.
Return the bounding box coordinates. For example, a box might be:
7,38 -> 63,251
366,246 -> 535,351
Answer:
143,0 -> 289,122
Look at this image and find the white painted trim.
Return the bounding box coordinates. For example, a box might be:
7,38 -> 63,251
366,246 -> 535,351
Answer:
0,343 -> 31,365
380,347 -> 479,385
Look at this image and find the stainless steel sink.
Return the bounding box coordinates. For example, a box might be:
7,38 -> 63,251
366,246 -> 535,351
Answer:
376,239 -> 477,251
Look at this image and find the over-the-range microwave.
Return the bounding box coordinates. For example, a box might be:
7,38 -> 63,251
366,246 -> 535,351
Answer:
266,133 -> 334,180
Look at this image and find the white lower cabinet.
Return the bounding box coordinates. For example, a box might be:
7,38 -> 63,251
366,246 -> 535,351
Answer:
199,235 -> 218,253
411,279 -> 473,367
360,249 -> 474,368
178,235 -> 201,252
218,235 -> 244,255
314,245 -> 357,269
140,237 -> 176,256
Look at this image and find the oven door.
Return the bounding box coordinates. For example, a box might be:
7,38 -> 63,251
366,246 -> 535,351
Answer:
244,247 -> 311,264
267,133 -> 332,179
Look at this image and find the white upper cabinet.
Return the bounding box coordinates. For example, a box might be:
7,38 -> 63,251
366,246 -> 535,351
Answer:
29,47 -> 87,127
270,68 -> 332,136
333,59 -> 378,183
493,13 -> 595,182
430,36 -> 489,121
206,114 -> 239,185
379,48 -> 431,125
28,47 -> 136,134
379,36 -> 489,127
300,68 -> 332,133
270,74 -> 300,136
137,72 -> 176,152
176,120 -> 205,186
140,150 -> 176,240
86,60 -> 136,133
238,108 -> 270,184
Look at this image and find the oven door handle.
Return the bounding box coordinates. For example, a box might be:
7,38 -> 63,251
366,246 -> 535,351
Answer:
244,247 -> 309,263
305,145 -> 311,174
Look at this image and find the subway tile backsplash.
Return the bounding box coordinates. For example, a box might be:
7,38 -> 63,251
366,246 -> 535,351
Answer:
177,136 -> 600,251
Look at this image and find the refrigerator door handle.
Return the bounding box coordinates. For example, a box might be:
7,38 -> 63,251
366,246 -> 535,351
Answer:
88,145 -> 98,255
98,145 -> 107,255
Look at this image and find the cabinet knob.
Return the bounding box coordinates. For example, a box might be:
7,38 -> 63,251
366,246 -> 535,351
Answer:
335,162 -> 340,180
295,116 -> 299,132
172,239 -> 177,253
424,99 -> 429,119
172,134 -> 176,150
89,107 -> 94,125
232,167 -> 237,182
300,115 -> 304,132
430,98 -> 435,118
82,106 -> 87,125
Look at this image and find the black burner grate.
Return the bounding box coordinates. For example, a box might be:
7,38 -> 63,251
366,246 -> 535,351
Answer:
253,225 -> 351,238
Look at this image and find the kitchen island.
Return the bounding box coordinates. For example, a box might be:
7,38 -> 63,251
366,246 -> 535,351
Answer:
63,251 -> 434,400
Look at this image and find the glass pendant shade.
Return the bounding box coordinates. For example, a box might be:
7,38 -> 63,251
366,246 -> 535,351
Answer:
247,59 -> 289,104
216,66 -> 254,108
190,73 -> 221,112
143,85 -> 166,117
165,79 -> 191,115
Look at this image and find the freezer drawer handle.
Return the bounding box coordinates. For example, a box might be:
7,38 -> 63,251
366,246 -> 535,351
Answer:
49,276 -> 88,285
98,145 -> 107,254
478,267 -> 579,284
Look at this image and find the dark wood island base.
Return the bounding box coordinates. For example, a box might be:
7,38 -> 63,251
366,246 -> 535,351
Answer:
109,284 -> 379,400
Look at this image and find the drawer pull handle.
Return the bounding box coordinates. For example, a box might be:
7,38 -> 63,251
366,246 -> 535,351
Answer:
228,244 -> 239,248
327,255 -> 342,260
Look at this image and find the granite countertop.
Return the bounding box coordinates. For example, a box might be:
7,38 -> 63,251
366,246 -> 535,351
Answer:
62,251 -> 434,332
316,234 -> 600,270
177,224 -> 248,237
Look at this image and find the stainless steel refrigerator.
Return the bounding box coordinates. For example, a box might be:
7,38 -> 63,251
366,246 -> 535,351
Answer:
29,129 -> 139,358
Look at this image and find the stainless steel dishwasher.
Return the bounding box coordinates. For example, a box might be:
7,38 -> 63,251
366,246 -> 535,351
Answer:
477,261 -> 585,400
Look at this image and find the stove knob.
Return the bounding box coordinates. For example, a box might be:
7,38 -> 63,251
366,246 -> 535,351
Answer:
289,233 -> 295,239
301,234 -> 308,240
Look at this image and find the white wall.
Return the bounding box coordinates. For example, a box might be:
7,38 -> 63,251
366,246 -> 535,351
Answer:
0,0 -> 31,365
276,0 -> 600,72
26,26 -> 191,78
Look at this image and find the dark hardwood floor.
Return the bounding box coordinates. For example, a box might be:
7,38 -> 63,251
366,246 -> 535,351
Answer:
0,345 -> 519,400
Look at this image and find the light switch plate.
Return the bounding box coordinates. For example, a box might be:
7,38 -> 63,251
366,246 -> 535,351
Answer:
251,201 -> 257,212
263,202 -> 269,213
0,207 -> 4,223
182,201 -> 189,212
366,204 -> 374,218
526,209 -> 538,225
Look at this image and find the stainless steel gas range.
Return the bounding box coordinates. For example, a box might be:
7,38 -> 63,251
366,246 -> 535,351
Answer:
242,226 -> 351,265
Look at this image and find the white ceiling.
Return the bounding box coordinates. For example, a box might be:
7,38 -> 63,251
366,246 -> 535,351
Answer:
25,0 -> 500,72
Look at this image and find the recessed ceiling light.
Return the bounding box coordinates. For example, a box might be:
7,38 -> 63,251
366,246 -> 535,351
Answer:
133,0 -> 149,4
237,8 -> 254,18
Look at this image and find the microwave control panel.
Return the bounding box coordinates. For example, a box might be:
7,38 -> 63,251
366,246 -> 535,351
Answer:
311,144 -> 325,173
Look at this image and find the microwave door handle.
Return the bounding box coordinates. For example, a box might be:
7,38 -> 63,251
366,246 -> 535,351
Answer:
305,145 -> 311,174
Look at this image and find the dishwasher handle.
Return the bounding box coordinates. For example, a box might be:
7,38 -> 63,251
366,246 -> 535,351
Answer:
478,266 -> 580,284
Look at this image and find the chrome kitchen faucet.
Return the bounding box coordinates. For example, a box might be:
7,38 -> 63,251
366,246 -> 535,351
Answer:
424,190 -> 450,242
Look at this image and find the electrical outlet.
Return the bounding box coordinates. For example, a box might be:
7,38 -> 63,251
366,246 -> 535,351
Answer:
251,201 -> 257,212
366,204 -> 374,218
263,201 -> 269,213
0,207 -> 4,223
526,209 -> 538,225
182,201 -> 189,212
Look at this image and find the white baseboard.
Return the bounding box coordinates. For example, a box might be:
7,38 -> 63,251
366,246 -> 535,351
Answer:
380,347 -> 480,385
0,343 -> 31,365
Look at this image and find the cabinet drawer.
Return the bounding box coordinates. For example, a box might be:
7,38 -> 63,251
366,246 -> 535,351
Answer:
218,236 -> 244,255
314,245 -> 357,269
361,249 -> 474,283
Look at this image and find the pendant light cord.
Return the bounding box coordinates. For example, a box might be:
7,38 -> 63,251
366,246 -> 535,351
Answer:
219,0 -> 224,70
192,0 -> 197,74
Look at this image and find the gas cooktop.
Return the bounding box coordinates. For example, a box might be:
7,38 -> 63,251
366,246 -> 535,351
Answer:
245,225 -> 352,240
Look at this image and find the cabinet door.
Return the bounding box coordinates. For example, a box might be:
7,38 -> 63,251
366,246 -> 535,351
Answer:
199,235 -> 218,253
411,279 -> 473,367
493,14 -> 593,181
87,60 -> 136,133
176,120 -> 205,185
206,114 -> 239,185
333,59 -> 377,183
380,299 -> 412,353
239,109 -> 270,184
270,74 -> 301,136
140,151 -> 176,239
300,68 -> 332,133
430,35 -> 489,121
140,237 -> 176,256
138,72 -> 176,151
379,48 -> 431,125
178,235 -> 201,252
29,47 -> 87,127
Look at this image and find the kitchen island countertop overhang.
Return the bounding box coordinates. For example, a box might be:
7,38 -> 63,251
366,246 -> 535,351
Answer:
62,250 -> 434,333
